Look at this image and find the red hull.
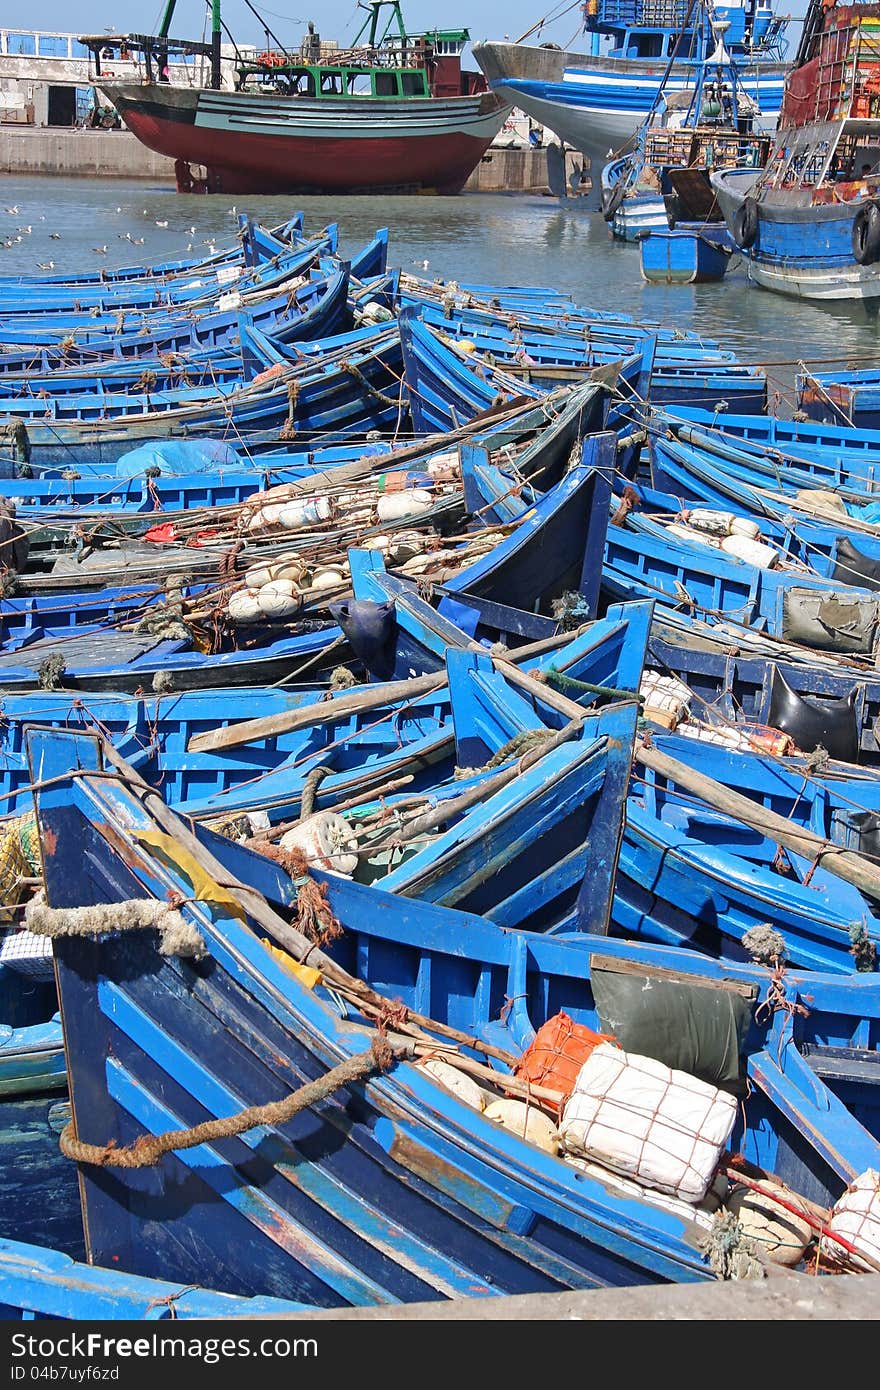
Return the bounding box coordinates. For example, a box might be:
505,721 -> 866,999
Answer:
121,108 -> 496,195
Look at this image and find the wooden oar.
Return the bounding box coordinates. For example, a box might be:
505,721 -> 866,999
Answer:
635,740 -> 880,906
187,621 -> 604,755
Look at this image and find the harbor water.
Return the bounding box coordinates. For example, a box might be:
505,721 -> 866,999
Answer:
1,176 -> 876,409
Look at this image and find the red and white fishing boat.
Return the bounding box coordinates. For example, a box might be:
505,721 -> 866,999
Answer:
82,1 -> 510,195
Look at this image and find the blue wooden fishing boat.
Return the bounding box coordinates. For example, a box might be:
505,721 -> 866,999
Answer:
645,419 -> 880,573
0,1238 -> 313,1319
645,607 -> 880,764
0,440 -> 389,516
711,0 -> 880,302
0,424 -> 614,686
0,321 -> 405,469
400,309 -> 767,433
23,723 -> 880,1300
0,235 -> 339,341
615,729 -> 880,974
0,590 -> 646,1100
0,237 -> 390,380
640,224 -> 737,282
400,308 -> 656,433
3,377 -> 607,580
400,273 -> 721,355
659,403 -> 880,464
796,367 -> 880,431
0,1237 -> 316,1319
0,268 -> 353,404
406,294 -> 745,383
603,487 -> 880,656
0,213 -> 303,291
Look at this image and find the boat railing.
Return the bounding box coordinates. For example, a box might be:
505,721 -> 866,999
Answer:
240,40 -> 436,73
811,23 -> 880,122
645,127 -> 770,169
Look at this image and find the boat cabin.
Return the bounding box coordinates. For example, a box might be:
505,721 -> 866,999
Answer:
583,0 -> 788,60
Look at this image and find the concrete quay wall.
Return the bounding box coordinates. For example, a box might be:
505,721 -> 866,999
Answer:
0,126 -> 174,179
0,126 -> 552,192
259,1271 -> 880,1321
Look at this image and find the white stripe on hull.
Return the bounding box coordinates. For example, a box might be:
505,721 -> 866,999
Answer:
613,200 -> 668,240
194,93 -> 505,142
507,77 -> 784,163
748,258 -> 880,300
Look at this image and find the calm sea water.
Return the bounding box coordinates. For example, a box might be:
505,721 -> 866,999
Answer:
1,174 -> 878,406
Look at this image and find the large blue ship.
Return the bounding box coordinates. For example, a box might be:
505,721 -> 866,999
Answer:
472,0 -> 790,182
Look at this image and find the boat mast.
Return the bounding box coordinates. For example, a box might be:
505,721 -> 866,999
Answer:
352,1 -> 409,52
157,0 -> 221,87
210,0 -> 222,87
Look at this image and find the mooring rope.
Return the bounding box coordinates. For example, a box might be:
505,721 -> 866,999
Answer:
59,1036 -> 399,1169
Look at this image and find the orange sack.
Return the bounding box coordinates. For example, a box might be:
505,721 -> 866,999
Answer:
514,1012 -> 616,1116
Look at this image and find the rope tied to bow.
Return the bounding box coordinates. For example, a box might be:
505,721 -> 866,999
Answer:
24,898 -> 207,959
339,358 -> 400,408
59,1037 -> 399,1170
278,380 -> 300,440
454,729 -> 555,780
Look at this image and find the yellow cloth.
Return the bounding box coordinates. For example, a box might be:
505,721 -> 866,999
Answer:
135,831 -> 246,922
261,938 -> 321,990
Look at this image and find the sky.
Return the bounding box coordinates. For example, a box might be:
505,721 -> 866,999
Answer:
14,0 -> 808,51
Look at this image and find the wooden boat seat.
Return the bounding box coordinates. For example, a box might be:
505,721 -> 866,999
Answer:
800,1044 -> 880,1087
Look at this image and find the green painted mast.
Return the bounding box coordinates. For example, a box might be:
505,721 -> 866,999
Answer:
157,0 -> 177,36
156,0 -> 220,88
210,0 -> 222,88
353,1 -> 408,51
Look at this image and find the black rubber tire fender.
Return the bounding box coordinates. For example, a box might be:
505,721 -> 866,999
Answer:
852,200 -> 880,266
732,197 -> 759,249
602,178 -> 627,223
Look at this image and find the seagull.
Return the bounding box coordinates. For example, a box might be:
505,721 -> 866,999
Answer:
5,206 -> 18,215
16,226 -> 32,235
131,236 -> 145,245
49,232 -> 61,240
37,261 -> 54,270
115,206 -> 123,213
186,243 -> 193,252
92,245 -> 108,255
186,225 -> 196,234
155,219 -> 169,228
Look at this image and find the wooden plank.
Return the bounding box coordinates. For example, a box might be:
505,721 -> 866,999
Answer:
187,671 -> 448,754
635,741 -> 880,905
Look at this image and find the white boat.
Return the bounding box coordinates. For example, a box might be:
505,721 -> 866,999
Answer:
473,0 -> 789,180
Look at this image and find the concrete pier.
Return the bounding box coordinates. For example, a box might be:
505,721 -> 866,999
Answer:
0,126 -> 553,193
258,1271 -> 880,1320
